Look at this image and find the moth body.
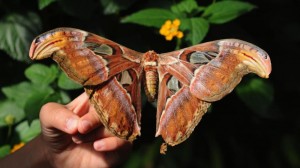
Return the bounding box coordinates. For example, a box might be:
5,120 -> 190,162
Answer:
143,51 -> 159,102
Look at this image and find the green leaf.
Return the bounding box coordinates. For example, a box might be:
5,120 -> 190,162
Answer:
38,0 -> 57,10
59,90 -> 71,104
2,82 -> 33,107
0,12 -> 42,62
0,145 -> 11,158
48,91 -> 67,103
0,100 -> 25,127
236,78 -> 274,116
1,82 -> 53,108
15,119 -> 41,143
58,72 -> 82,90
203,1 -> 255,24
195,6 -> 206,14
170,0 -> 198,15
181,17 -> 209,45
23,85 -> 56,122
121,8 -> 178,28
100,0 -> 138,15
25,64 -> 59,85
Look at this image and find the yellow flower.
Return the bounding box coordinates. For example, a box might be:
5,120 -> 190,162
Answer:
10,142 -> 25,153
159,19 -> 184,41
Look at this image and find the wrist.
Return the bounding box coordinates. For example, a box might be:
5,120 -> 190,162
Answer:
34,134 -> 53,168
0,134 -> 52,168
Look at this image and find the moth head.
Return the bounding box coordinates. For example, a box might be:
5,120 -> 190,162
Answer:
218,39 -> 272,78
29,28 -> 87,60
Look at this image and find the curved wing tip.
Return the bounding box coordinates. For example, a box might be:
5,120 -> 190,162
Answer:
29,39 -> 37,59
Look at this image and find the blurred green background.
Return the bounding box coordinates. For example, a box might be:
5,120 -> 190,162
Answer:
0,0 -> 299,167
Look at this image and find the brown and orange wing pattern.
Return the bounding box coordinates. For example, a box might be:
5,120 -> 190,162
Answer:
29,27 -> 272,153
156,39 -> 271,148
30,28 -> 143,141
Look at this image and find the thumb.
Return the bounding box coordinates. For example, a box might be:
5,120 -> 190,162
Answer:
40,102 -> 79,135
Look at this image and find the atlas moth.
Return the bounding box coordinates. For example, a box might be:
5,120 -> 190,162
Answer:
29,28 -> 272,154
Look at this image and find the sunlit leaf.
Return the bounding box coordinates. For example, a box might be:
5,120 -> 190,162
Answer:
15,119 -> 41,143
25,64 -> 59,86
203,1 -> 255,24
17,89 -> 70,123
23,86 -> 56,122
181,17 -> 209,45
170,0 -> 198,15
2,82 -> 33,107
0,145 -> 10,158
0,12 -> 41,62
58,72 -> 82,90
1,82 -> 53,108
38,0 -> 57,10
121,8 -> 177,28
0,100 -> 25,127
59,90 -> 71,104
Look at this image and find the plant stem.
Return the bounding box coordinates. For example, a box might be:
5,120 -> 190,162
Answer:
175,38 -> 182,50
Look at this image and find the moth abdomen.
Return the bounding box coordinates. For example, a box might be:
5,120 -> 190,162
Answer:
144,70 -> 158,101
143,51 -> 159,101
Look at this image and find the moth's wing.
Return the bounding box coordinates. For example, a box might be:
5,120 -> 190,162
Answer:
85,66 -> 142,141
155,42 -> 217,146
30,27 -> 143,141
156,39 -> 271,146
30,27 -> 142,86
155,57 -> 211,146
155,81 -> 211,146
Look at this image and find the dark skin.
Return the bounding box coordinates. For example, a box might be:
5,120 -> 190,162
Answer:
0,93 -> 132,168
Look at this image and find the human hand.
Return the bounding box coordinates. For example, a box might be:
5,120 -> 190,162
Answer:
40,92 -> 132,167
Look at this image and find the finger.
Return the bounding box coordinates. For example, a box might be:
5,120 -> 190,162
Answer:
40,102 -> 79,134
93,137 -> 132,152
77,107 -> 103,134
72,126 -> 112,144
99,140 -> 132,167
65,92 -> 90,116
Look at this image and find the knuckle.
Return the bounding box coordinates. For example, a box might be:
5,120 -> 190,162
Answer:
39,102 -> 56,119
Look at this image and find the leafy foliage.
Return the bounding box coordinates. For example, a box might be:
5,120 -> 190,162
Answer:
38,0 -> 57,10
122,9 -> 177,28
0,63 -> 81,157
203,1 -> 255,24
0,100 -> 24,127
0,145 -> 10,158
181,17 -> 209,45
122,0 -> 254,45
25,64 -> 59,85
0,12 -> 41,62
15,119 -> 41,143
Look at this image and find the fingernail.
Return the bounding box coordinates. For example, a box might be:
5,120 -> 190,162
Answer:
66,118 -> 77,131
72,135 -> 82,144
94,140 -> 105,151
81,120 -> 92,133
